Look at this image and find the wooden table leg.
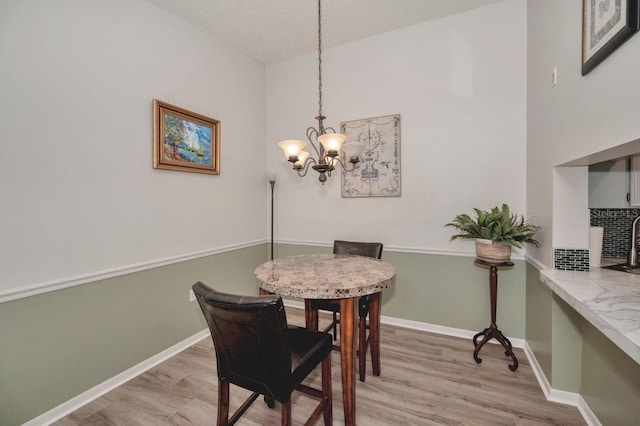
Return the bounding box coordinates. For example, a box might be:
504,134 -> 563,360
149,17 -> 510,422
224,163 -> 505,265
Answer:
304,299 -> 319,330
339,297 -> 357,426
368,292 -> 382,376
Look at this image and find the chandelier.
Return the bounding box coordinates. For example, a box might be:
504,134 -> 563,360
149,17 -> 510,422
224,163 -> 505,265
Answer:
278,0 -> 364,184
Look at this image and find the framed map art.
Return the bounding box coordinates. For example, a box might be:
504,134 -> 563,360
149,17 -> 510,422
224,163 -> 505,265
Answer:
340,114 -> 401,198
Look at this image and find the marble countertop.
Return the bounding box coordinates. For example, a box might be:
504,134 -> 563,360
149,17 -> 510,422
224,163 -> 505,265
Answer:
540,263 -> 640,365
255,254 -> 396,299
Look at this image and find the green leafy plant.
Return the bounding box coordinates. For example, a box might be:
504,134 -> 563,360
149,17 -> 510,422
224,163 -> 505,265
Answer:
445,204 -> 540,248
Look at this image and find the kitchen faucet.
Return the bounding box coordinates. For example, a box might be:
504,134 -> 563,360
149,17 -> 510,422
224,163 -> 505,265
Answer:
627,215 -> 640,267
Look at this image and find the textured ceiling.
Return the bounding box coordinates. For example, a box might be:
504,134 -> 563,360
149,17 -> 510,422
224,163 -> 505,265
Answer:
146,0 -> 506,63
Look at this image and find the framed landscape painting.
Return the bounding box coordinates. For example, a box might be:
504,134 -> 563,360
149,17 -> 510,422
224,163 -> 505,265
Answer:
153,100 -> 220,175
582,0 -> 640,75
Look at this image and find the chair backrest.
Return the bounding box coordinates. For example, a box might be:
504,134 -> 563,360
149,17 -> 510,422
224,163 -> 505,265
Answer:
192,282 -> 293,401
333,240 -> 383,259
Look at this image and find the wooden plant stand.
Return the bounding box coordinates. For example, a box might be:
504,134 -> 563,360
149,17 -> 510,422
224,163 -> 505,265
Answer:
472,258 -> 518,371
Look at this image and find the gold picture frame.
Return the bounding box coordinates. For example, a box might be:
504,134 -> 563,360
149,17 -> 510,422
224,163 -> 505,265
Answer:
153,99 -> 220,175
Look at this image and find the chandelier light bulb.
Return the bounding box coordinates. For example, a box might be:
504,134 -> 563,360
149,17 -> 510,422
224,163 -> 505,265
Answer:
342,140 -> 365,162
278,139 -> 306,160
294,151 -> 310,168
318,133 -> 347,154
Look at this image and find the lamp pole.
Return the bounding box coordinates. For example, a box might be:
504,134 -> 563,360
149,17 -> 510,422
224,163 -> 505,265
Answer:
267,173 -> 276,260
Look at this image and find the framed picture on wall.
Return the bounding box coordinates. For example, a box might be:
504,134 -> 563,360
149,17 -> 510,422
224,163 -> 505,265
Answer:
153,100 -> 220,175
582,0 -> 640,75
340,114 -> 401,198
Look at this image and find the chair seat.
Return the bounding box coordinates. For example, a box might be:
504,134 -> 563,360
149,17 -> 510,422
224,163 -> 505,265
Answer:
288,325 -> 332,383
309,299 -> 340,312
310,296 -> 370,318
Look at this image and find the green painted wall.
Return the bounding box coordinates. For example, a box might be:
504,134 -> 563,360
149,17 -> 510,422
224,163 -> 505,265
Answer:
277,244 -> 527,338
581,320 -> 640,425
525,262 -> 552,379
551,294 -> 582,392
0,245 -> 266,426
526,262 -> 640,421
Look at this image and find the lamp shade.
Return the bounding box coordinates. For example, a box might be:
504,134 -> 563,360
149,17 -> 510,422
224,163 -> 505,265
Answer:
278,139 -> 306,159
317,133 -> 346,153
342,140 -> 365,161
294,151 -> 310,167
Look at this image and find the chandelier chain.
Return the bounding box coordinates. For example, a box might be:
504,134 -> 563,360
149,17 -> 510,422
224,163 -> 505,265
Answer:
317,0 -> 322,117
278,0 -> 362,184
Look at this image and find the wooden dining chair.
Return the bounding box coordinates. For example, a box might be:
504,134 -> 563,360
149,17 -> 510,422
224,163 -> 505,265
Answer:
309,240 -> 383,382
192,282 -> 333,426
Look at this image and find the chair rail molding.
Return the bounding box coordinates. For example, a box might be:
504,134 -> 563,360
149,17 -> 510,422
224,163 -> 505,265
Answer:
1,240 -> 266,304
277,240 -> 526,260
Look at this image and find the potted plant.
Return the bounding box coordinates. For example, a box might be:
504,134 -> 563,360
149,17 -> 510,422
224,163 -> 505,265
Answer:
445,204 -> 540,261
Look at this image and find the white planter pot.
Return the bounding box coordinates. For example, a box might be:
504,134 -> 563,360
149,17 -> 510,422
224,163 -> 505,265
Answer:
475,239 -> 512,261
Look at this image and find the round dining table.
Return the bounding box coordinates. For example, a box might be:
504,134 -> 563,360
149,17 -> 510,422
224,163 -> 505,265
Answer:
254,253 -> 396,426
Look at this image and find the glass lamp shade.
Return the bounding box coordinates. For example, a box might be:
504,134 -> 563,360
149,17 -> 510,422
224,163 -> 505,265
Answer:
294,151 -> 310,167
278,139 -> 306,160
317,133 -> 347,153
342,140 -> 365,162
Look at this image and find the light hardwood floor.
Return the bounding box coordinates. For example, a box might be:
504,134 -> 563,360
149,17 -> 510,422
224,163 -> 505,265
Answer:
54,308 -> 585,425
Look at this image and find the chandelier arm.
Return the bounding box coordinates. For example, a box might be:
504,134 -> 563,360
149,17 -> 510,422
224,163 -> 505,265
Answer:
306,127 -> 322,157
333,157 -> 360,172
324,126 -> 337,133
295,157 -> 317,177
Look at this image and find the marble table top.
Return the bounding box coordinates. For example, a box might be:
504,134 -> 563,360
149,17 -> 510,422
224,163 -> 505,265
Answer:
540,267 -> 640,365
254,254 -> 396,299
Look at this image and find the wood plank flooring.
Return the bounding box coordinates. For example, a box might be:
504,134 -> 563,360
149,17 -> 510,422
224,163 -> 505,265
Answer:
54,308 -> 586,425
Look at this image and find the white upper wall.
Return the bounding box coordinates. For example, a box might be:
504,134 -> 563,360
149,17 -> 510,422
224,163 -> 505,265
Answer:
527,1 -> 640,266
266,0 -> 528,254
0,0 -> 266,296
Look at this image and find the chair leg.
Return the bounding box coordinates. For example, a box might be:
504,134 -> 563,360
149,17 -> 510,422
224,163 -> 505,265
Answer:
281,399 -> 292,426
322,353 -> 333,425
369,292 -> 382,376
217,379 -> 230,426
264,395 -> 275,408
358,313 -> 367,382
332,311 -> 338,341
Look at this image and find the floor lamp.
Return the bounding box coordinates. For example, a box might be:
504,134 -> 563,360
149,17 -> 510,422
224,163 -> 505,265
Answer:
266,172 -> 276,260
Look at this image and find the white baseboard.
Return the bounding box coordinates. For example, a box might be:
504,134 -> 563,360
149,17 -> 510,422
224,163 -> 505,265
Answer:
283,298 -> 525,348
523,342 -> 601,426
379,314 -> 527,348
28,306 -> 599,426
24,330 -> 210,426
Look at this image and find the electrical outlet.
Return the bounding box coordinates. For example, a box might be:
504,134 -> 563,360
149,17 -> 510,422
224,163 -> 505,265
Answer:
189,289 -> 196,302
